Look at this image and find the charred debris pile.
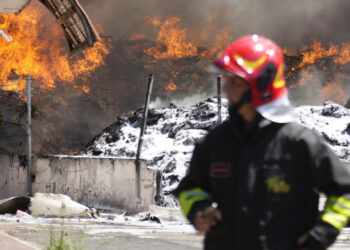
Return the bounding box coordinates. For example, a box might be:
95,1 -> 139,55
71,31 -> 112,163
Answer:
82,98 -> 350,206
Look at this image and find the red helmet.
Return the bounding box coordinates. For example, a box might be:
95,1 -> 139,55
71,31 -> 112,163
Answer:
214,34 -> 295,123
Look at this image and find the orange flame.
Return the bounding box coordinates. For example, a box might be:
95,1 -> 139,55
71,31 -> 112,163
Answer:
0,1 -> 110,92
284,38 -> 350,104
144,16 -> 232,61
333,43 -> 350,65
144,16 -> 198,60
166,80 -> 178,91
82,85 -> 90,94
293,38 -> 350,69
298,40 -> 336,68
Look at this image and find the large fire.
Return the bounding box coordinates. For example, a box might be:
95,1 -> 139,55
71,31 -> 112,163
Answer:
0,1 -> 110,93
144,16 -> 198,60
143,16 -> 232,61
131,16 -> 232,91
296,39 -> 350,67
284,39 -> 350,104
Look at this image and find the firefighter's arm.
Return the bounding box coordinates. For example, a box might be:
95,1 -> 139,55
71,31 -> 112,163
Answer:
299,129 -> 350,249
175,141 -> 220,229
179,188 -> 221,232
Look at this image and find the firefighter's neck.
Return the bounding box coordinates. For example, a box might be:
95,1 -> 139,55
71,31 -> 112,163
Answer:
238,103 -> 258,125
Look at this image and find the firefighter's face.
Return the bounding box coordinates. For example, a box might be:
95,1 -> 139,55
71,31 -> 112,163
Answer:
222,74 -> 250,106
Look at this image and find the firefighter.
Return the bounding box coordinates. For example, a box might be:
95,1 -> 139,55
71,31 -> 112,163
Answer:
175,35 -> 350,250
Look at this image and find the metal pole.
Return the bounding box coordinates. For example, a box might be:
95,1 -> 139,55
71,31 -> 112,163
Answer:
217,74 -> 222,125
26,74 -> 32,197
135,74 -> 154,203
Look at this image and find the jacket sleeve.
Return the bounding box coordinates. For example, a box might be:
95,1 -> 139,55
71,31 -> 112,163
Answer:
174,139 -> 213,223
299,128 -> 350,248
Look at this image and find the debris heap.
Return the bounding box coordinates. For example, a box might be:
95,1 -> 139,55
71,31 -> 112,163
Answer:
83,99 -> 350,206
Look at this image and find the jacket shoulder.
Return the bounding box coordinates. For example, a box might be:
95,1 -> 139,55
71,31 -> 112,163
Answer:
279,122 -> 315,138
203,120 -> 232,140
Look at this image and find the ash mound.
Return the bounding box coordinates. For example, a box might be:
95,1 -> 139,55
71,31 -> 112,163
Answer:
295,101 -> 350,160
82,98 -> 350,206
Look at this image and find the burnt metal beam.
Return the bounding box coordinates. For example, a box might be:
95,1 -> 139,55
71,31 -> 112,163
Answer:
135,74 -> 154,203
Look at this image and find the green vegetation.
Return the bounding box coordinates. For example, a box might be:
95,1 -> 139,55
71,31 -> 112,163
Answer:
47,226 -> 86,250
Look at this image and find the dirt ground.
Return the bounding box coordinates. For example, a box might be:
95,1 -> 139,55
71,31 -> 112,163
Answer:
0,212 -> 203,250
0,212 -> 350,250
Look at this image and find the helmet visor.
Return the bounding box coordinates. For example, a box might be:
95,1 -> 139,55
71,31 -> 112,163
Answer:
256,94 -> 295,123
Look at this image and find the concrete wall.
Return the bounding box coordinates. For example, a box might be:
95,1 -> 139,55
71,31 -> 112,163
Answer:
0,154 -> 27,198
0,154 -> 155,212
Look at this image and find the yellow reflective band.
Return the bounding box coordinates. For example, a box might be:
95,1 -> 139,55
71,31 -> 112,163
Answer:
179,187 -> 211,216
234,54 -> 267,71
273,64 -> 285,88
325,201 -> 350,217
321,211 -> 348,231
329,196 -> 350,210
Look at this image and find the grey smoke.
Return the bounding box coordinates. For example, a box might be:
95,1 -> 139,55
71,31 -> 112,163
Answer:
80,0 -> 350,48
290,68 -> 326,106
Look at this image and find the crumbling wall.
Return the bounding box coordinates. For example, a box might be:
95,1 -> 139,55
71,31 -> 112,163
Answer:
0,154 -> 155,212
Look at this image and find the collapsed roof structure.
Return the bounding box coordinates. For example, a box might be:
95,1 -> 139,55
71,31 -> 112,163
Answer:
0,0 -> 99,53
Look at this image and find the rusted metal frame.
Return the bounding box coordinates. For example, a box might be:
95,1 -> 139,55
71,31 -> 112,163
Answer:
59,1 -> 86,46
47,0 -> 81,48
68,0 -> 94,47
62,0 -> 86,43
61,0 -> 71,10
63,21 -> 82,47
67,15 -> 87,43
56,0 -> 70,15
57,7 -> 75,25
39,0 -> 98,51
42,0 -> 63,18
65,16 -> 85,43
71,14 -> 88,40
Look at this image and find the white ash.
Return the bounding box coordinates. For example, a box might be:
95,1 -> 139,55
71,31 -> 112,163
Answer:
82,98 -> 350,207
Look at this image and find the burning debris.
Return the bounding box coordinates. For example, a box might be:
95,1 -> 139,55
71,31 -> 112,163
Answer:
0,1 -> 350,156
285,39 -> 350,105
82,98 -> 350,206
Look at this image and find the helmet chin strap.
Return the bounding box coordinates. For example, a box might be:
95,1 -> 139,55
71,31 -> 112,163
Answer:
228,89 -> 252,117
